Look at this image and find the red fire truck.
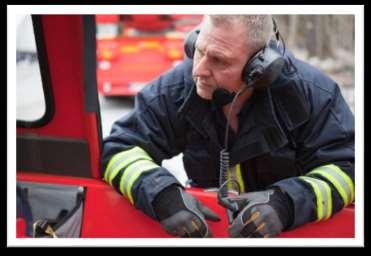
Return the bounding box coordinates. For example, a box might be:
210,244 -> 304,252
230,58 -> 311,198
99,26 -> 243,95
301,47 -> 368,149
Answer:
96,15 -> 202,97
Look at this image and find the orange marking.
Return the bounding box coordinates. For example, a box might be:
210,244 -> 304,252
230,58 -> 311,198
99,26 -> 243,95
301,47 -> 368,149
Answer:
191,220 -> 199,231
256,222 -> 266,232
120,46 -> 139,54
244,211 -> 260,225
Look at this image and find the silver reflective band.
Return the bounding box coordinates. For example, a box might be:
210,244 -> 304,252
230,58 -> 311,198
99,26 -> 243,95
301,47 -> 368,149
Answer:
299,176 -> 332,221
309,164 -> 354,206
120,159 -> 159,204
104,146 -> 151,185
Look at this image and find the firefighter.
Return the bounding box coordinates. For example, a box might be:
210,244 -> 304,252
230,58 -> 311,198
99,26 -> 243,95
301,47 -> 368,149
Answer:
101,15 -> 354,238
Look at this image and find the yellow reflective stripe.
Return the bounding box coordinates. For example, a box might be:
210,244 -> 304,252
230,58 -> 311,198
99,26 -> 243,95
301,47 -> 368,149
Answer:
329,164 -> 355,203
236,164 -> 245,193
120,160 -> 159,202
309,164 -> 354,206
104,146 -> 149,183
108,153 -> 152,185
309,168 -> 348,205
119,159 -> 158,195
299,177 -> 324,220
299,176 -> 332,221
227,164 -> 245,192
104,147 -> 144,181
125,162 -> 160,204
322,179 -> 332,220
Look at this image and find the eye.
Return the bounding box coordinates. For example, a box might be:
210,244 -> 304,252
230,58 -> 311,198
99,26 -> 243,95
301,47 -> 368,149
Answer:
212,56 -> 222,63
211,56 -> 227,66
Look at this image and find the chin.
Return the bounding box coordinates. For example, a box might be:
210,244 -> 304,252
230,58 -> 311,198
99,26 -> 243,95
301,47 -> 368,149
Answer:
196,88 -> 212,100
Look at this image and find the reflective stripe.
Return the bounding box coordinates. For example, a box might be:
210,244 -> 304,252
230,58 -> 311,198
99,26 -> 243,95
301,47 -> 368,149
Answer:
119,159 -> 159,204
227,164 -> 245,193
104,147 -> 144,181
236,164 -> 245,192
309,164 -> 354,206
125,161 -> 160,204
108,153 -> 152,185
299,176 -> 332,221
104,147 -> 151,185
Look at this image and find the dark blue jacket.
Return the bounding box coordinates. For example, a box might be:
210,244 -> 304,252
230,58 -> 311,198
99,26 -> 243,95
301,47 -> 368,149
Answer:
101,46 -> 354,229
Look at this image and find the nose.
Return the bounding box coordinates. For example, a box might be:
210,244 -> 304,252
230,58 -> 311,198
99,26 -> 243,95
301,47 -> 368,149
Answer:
192,55 -> 211,78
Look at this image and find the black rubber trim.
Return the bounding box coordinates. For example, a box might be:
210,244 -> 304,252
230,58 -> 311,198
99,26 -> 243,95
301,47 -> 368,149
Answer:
83,15 -> 103,157
17,134 -> 92,178
83,15 -> 98,113
17,15 -> 55,128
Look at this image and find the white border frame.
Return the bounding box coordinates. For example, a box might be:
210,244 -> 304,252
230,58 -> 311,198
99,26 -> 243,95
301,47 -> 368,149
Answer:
7,5 -> 364,247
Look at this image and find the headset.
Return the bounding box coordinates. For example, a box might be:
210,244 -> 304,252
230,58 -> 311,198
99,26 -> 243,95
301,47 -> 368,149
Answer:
184,17 -> 286,105
184,17 -> 287,223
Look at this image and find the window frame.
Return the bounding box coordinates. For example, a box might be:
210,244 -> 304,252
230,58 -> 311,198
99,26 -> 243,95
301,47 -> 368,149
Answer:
17,15 -> 55,128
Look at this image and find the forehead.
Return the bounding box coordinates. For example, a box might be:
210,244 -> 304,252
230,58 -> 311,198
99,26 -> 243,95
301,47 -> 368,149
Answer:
197,19 -> 248,60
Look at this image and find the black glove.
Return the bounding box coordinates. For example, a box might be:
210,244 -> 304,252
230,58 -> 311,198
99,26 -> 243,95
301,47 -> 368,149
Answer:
228,187 -> 294,238
152,185 -> 221,238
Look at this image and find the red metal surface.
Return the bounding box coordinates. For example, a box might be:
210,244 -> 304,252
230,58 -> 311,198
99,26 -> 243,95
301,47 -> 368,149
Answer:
17,15 -> 86,139
84,113 -> 101,179
16,218 -> 29,238
17,173 -> 354,238
17,16 -> 101,179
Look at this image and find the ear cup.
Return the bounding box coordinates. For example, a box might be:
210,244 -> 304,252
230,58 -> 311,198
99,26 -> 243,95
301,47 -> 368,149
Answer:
242,46 -> 285,90
184,27 -> 200,59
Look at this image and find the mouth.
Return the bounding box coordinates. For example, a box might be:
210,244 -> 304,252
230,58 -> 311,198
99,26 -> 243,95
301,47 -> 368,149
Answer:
198,82 -> 214,89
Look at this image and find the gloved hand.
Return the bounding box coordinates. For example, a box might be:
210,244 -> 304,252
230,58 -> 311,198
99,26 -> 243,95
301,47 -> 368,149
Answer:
152,185 -> 221,237
227,187 -> 294,238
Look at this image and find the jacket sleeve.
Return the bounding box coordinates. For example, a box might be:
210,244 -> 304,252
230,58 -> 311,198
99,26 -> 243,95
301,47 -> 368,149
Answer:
101,80 -> 187,220
272,79 -> 354,229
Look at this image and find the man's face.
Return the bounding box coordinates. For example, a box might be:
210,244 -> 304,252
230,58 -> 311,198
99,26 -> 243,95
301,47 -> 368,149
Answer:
192,19 -> 250,100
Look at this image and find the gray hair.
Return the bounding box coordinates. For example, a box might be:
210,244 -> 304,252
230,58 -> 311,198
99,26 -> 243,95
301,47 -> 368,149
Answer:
204,15 -> 274,53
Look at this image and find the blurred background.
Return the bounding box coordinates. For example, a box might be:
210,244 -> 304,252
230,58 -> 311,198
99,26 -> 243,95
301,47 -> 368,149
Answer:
16,14 -> 355,185
274,15 -> 354,107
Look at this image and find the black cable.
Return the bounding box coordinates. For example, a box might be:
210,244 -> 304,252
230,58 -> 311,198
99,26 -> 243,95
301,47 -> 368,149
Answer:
218,87 -> 248,223
219,89 -> 244,196
218,17 -> 285,223
223,87 -> 248,151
